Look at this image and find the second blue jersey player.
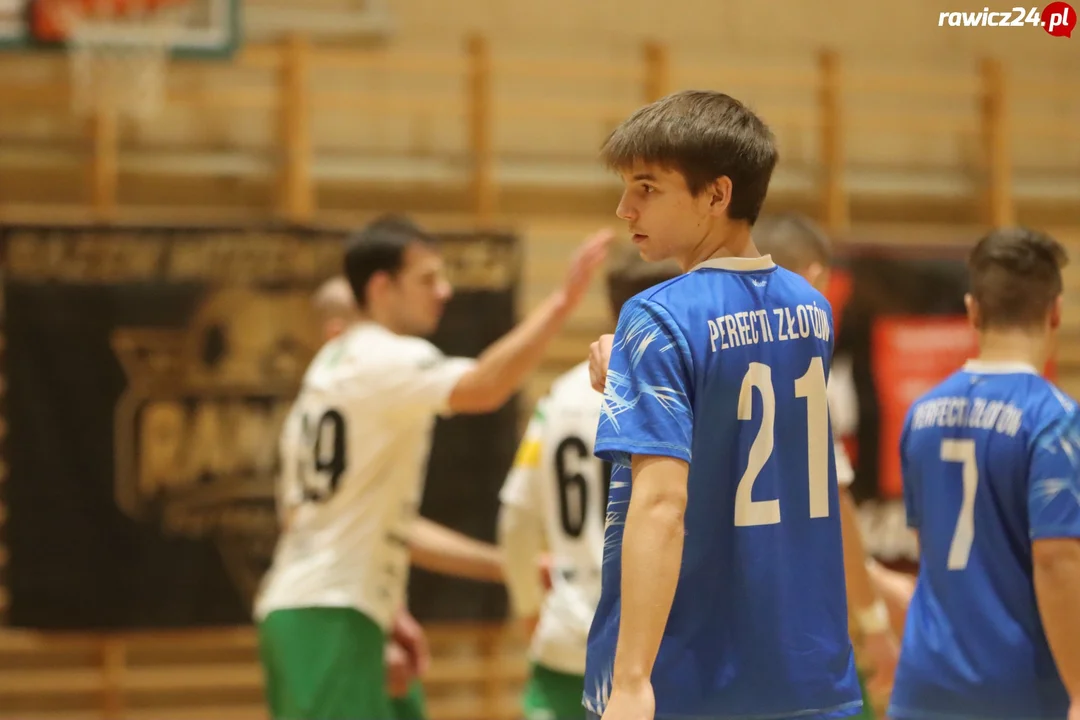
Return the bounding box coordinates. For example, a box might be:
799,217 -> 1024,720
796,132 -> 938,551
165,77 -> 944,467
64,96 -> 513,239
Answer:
582,90 -> 863,720
890,228 -> 1080,720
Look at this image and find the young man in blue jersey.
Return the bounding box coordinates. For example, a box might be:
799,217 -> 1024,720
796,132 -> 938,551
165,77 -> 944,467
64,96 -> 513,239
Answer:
888,228 -> 1080,720
583,90 -> 863,720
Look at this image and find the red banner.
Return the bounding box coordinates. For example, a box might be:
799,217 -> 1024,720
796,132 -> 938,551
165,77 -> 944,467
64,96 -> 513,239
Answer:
872,316 -> 978,499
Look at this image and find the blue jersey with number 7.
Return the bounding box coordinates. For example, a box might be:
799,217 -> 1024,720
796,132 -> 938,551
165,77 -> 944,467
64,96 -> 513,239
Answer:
890,362 -> 1080,720
584,255 -> 862,720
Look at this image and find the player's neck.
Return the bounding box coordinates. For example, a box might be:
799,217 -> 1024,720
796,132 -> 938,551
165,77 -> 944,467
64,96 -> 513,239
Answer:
976,328 -> 1049,372
355,309 -> 397,334
680,222 -> 761,272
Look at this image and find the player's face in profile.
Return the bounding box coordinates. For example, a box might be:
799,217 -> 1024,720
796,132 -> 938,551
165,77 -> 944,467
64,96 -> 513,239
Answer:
615,161 -> 713,265
387,243 -> 453,336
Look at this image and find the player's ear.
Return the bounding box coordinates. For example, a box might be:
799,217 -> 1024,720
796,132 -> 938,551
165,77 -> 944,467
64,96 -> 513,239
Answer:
804,262 -> 830,292
1049,294 -> 1063,330
367,271 -> 393,304
706,176 -> 733,218
964,293 -> 981,330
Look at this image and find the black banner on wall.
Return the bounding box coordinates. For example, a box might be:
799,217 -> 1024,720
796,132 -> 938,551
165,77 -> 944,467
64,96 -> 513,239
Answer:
0,224 -> 519,630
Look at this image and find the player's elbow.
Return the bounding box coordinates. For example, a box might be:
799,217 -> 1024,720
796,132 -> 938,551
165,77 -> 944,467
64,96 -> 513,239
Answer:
496,504 -> 523,554
629,455 -> 689,527
447,373 -> 510,414
634,482 -> 688,528
1033,537 -> 1080,574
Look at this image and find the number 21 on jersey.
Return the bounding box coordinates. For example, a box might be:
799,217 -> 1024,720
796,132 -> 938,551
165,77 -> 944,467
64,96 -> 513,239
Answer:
734,357 -> 830,527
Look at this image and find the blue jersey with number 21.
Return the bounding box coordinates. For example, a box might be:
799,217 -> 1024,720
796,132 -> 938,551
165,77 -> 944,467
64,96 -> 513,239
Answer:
890,362 -> 1080,720
585,256 -> 862,720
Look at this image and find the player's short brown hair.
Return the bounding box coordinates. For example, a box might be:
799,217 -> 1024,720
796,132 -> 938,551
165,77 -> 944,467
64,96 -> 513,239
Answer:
605,245 -> 681,319
344,214 -> 438,309
752,213 -> 833,272
968,227 -> 1068,330
600,90 -> 778,224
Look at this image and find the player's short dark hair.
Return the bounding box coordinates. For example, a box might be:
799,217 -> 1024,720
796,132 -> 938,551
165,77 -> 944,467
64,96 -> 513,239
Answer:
605,246 -> 681,319
751,213 -> 832,273
600,90 -> 778,225
343,215 -> 438,309
968,227 -> 1067,330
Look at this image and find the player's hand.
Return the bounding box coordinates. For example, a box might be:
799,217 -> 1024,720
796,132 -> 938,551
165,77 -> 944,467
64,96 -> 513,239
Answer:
860,628 -> 899,712
390,607 -> 431,678
869,562 -> 916,637
590,334 -> 614,392
601,681 -> 655,720
385,640 -> 414,697
538,552 -> 554,591
560,228 -> 616,310
520,613 -> 540,638
1068,700 -> 1080,720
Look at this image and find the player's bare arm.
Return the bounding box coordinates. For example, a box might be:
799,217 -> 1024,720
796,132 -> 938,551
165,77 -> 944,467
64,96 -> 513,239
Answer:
448,228 -> 614,414
839,487 -> 899,708
605,454 -> 688,719
497,502 -> 547,637
409,516 -> 504,583
1033,537 -> 1080,706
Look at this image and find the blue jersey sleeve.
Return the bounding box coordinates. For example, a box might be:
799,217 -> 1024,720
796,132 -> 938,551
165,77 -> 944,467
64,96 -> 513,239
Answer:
594,297 -> 693,467
1028,409 -> 1080,541
900,409 -> 920,529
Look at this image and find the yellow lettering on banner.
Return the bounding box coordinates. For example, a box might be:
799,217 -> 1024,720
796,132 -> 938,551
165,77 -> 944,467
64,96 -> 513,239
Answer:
139,401 -> 185,496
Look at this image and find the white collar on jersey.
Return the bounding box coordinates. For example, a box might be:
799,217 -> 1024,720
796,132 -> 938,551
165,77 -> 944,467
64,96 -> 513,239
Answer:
688,255 -> 776,273
962,359 -> 1039,375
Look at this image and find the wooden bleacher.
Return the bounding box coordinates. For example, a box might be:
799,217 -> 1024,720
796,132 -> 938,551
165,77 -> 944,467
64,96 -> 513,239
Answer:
0,35 -> 1077,229
0,623 -> 528,720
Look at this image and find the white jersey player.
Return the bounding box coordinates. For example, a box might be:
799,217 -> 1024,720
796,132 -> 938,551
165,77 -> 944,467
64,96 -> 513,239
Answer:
501,362 -> 606,671
497,253 -> 679,720
253,215 -> 613,720
259,319 -> 477,628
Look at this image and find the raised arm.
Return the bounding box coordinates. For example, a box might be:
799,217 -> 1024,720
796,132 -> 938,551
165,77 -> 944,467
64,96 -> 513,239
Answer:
448,229 -> 614,414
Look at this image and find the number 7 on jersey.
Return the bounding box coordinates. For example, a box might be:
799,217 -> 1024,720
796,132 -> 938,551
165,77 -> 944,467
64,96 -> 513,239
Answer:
941,438 -> 978,571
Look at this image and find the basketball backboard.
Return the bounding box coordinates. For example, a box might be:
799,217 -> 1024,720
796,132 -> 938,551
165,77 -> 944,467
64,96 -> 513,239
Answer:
0,0 -> 29,46
2,0 -> 238,56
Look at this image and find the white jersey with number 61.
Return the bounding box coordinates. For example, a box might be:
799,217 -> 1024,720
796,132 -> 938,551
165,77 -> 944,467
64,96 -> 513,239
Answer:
254,321 -> 475,630
500,361 -> 608,676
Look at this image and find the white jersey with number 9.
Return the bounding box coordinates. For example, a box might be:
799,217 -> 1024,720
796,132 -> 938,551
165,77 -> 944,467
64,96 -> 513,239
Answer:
254,322 -> 475,630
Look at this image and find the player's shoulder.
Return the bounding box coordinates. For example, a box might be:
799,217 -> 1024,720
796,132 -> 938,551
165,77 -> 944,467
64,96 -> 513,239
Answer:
545,361 -> 603,413
758,264 -> 833,314
1017,374 -> 1077,436
619,273 -> 689,316
638,260 -> 827,309
906,363 -> 1077,436
348,322 -> 441,364
960,361 -> 1075,419
303,322 -> 441,388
